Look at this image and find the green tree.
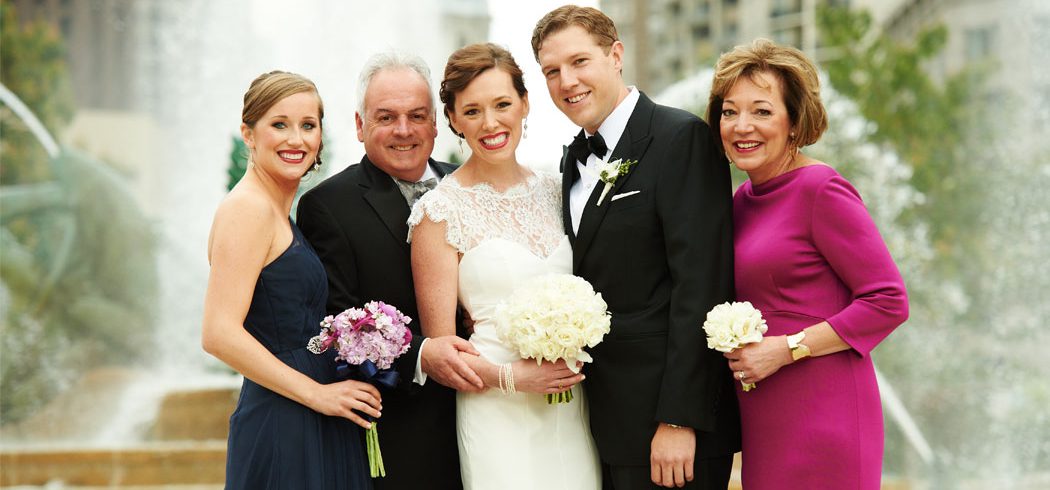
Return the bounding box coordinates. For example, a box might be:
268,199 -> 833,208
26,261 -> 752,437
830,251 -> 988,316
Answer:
817,6 -> 986,284
0,0 -> 75,184
227,136 -> 249,191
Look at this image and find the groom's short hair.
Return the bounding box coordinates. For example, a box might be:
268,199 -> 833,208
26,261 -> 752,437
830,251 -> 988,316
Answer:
531,5 -> 619,61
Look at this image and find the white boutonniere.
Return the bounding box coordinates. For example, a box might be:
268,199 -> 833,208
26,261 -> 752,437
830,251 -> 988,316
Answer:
596,158 -> 638,206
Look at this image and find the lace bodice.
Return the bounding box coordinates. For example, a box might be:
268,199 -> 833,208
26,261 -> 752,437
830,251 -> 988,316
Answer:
407,172 -> 564,258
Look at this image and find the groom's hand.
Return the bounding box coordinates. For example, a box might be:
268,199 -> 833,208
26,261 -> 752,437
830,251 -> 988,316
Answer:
421,336 -> 485,392
650,423 -> 696,488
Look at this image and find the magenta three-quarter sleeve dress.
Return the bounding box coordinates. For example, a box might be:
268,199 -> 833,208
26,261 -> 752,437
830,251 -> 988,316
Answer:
732,165 -> 909,489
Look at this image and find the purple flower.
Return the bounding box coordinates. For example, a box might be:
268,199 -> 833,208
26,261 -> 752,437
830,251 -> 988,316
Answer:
308,301 -> 414,370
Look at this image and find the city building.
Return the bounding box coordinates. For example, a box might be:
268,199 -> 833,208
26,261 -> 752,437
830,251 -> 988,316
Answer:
601,0 -> 846,94
856,0 -> 1049,136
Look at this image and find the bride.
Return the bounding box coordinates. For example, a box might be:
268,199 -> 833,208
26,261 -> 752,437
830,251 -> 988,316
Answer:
408,43 -> 601,489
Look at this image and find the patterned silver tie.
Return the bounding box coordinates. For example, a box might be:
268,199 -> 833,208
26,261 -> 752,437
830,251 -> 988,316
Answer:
396,177 -> 438,207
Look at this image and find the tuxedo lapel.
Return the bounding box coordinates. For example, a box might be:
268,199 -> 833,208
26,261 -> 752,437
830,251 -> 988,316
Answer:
560,143 -> 578,241
572,96 -> 655,266
431,158 -> 457,178
360,157 -> 411,252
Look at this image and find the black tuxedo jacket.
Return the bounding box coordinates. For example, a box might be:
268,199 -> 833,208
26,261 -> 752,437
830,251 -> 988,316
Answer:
296,156 -> 462,490
563,93 -> 741,465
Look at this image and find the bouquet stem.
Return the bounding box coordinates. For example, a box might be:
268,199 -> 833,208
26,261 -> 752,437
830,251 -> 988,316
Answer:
546,387 -> 575,404
366,422 -> 385,477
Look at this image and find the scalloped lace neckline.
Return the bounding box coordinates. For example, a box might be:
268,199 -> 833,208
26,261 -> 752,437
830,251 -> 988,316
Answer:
444,172 -> 542,197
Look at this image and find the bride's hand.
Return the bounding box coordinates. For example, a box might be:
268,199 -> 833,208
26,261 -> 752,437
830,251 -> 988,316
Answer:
511,359 -> 585,394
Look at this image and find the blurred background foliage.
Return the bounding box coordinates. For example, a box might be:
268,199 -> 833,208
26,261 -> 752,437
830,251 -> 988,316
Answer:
814,6 -> 1049,483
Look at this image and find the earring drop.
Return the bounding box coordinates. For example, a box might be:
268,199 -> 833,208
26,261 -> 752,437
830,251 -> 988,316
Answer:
523,118 -> 529,139
458,138 -> 464,153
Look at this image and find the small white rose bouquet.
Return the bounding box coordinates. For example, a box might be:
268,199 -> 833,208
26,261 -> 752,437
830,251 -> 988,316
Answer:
702,301 -> 768,392
495,273 -> 612,403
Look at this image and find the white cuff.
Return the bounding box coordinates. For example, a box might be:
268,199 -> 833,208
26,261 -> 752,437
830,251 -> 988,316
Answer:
413,337 -> 428,385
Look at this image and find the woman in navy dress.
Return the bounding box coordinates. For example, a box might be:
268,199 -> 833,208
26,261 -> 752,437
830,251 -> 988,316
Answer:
202,71 -> 380,489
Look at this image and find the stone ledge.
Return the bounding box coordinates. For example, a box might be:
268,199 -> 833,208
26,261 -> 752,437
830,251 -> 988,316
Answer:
0,442 -> 226,487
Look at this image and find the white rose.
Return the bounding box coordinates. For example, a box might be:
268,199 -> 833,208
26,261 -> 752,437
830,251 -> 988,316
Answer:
702,301 -> 767,352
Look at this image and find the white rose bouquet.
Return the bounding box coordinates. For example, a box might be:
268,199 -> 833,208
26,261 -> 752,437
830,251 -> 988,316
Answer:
495,273 -> 611,403
702,301 -> 768,392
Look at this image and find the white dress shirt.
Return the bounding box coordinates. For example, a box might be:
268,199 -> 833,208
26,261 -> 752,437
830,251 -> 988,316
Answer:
569,87 -> 640,234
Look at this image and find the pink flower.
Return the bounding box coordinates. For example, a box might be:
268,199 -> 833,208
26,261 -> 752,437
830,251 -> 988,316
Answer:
307,301 -> 413,370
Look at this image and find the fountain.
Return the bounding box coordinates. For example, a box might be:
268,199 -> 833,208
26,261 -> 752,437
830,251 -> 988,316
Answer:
2,1 -> 1049,488
2,1 -> 495,487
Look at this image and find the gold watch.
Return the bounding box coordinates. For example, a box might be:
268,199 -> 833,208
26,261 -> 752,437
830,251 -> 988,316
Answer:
786,331 -> 811,361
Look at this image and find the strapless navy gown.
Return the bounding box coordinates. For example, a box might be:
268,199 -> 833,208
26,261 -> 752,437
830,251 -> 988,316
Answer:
225,221 -> 372,489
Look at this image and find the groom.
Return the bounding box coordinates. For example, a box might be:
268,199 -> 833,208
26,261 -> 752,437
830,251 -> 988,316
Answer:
533,6 -> 740,489
297,52 -> 481,490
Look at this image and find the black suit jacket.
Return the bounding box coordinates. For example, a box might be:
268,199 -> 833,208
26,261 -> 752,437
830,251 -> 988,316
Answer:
563,93 -> 741,465
296,156 -> 462,490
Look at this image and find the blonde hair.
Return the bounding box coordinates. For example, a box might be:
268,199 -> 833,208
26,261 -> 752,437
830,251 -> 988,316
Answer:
707,39 -> 827,155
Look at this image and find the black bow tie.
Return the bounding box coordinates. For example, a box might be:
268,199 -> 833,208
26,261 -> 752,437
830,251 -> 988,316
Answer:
568,131 -> 608,165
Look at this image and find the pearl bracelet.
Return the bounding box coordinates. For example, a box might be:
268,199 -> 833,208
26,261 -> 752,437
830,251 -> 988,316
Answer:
498,363 -> 516,395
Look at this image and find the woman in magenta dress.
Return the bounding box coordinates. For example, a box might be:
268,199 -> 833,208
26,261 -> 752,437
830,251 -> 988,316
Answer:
706,39 -> 909,489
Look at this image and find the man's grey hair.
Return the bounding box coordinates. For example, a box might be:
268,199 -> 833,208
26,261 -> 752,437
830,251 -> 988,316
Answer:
356,51 -> 435,116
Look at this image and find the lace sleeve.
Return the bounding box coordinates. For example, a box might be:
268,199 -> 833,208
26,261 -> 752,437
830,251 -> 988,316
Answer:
406,187 -> 470,253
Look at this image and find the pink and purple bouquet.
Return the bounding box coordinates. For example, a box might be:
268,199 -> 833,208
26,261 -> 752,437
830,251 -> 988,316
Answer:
307,300 -> 413,478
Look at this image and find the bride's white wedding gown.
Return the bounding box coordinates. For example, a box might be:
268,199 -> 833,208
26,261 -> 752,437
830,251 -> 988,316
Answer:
408,172 -> 601,490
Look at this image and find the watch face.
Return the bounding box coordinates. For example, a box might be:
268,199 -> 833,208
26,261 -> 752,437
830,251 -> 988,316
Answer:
791,343 -> 811,361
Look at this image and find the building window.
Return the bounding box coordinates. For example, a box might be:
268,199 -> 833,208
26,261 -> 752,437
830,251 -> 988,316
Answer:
694,2 -> 710,19
773,27 -> 801,47
724,23 -> 738,42
771,0 -> 800,17
667,1 -> 682,16
693,23 -> 710,40
964,26 -> 995,61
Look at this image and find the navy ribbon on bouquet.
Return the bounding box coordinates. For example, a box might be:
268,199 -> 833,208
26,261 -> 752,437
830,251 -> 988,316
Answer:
336,360 -> 400,421
335,360 -> 400,389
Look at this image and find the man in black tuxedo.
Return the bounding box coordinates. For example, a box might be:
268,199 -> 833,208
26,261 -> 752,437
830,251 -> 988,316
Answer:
296,52 -> 481,490
533,6 -> 740,489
